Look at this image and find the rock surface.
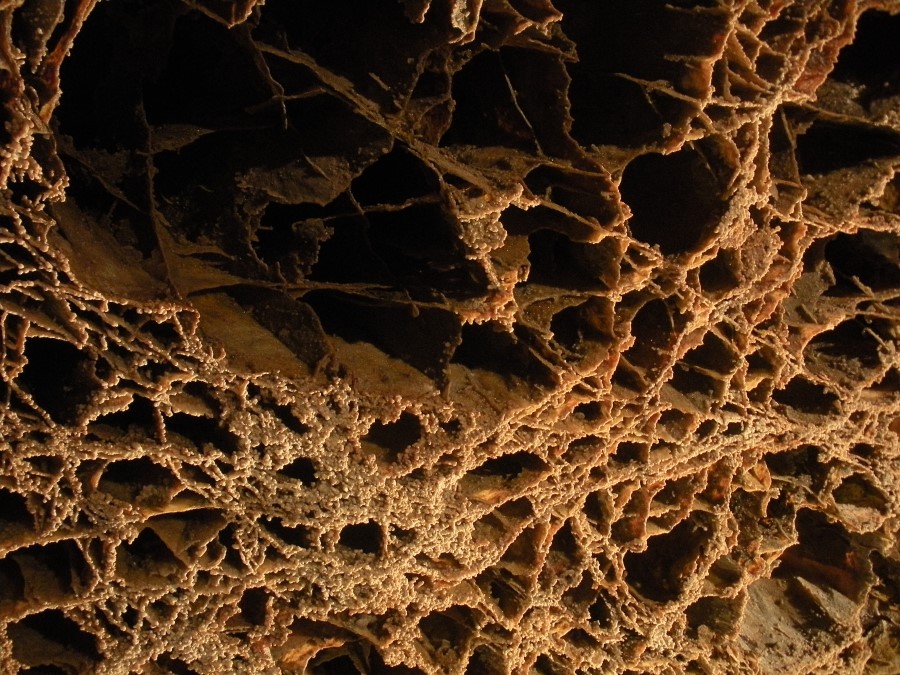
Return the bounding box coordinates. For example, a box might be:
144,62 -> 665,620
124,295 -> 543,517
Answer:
1,0 -> 900,673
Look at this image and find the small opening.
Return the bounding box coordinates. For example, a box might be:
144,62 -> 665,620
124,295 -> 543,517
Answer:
833,474 -> 887,512
18,338 -> 97,424
563,628 -> 599,648
418,605 -> 476,652
830,11 -> 900,94
309,654 -> 361,675
583,491 -> 612,534
260,398 -> 311,436
361,412 -> 422,464
470,451 -> 548,479
338,521 -> 383,556
277,457 -> 317,486
685,596 -> 739,637
825,231 -> 900,293
805,318 -> 882,370
764,445 -> 820,476
557,0 -> 725,147
772,377 -> 839,415
573,401 -> 603,422
0,488 -> 32,540
238,588 -> 269,626
452,321 -> 555,387
796,121 -> 900,175
351,144 -> 438,205
154,653 -> 199,675
699,248 -> 741,294
98,457 -> 178,503
0,556 -> 25,607
626,298 -> 681,370
8,610 -> 100,664
306,290 -> 463,381
18,666 -> 69,674
442,50 -> 536,151
548,520 -> 580,566
588,594 -> 612,628
774,509 -> 864,598
624,515 -> 712,602
620,147 -> 724,255
165,413 -> 241,455
117,528 -> 184,577
550,297 -> 614,353
8,540 -> 89,603
91,396 -> 158,436
533,654 -> 568,675
259,517 -> 313,548
612,441 -> 646,464
683,331 -> 737,375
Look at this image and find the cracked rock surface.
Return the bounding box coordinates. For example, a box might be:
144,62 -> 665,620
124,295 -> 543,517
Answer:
2,0 -> 900,673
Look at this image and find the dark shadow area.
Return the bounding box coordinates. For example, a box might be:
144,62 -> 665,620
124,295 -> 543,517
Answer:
620,147 -> 723,255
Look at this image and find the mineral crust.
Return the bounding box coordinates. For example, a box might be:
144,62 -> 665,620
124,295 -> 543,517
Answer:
1,1 -> 900,673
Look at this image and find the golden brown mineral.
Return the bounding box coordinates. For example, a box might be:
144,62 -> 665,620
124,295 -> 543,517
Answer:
1,0 -> 900,673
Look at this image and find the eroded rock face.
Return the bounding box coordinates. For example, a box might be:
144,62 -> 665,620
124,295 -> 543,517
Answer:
1,0 -> 899,672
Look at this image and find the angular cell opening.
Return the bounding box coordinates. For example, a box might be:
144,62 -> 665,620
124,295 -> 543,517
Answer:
558,0 -> 725,147
452,321 -> 555,387
772,377 -> 839,416
612,441 -> 647,464
774,509 -> 866,599
550,297 -> 615,353
465,645 -> 506,675
306,290 -> 462,382
620,147 -> 724,255
796,121 -> 900,175
238,587 -> 269,626
116,528 -> 185,581
260,517 -> 313,548
830,11 -> 900,94
165,412 -> 242,455
583,490 -> 613,535
351,144 -> 438,205
0,488 -> 32,543
9,540 -> 90,604
6,609 -> 100,672
699,248 -> 742,295
470,451 -> 549,479
365,202 -> 479,293
588,593 -> 613,628
442,49 -> 537,151
154,653 -> 199,675
683,331 -> 738,375
361,411 -> 423,465
624,514 -> 712,602
277,457 -> 318,486
824,231 -> 900,294
418,605 -> 478,653
0,556 -> 25,608
8,609 -> 101,667
685,595 -> 740,637
91,395 -> 158,437
805,318 -> 883,371
833,474 -> 888,513
98,457 -> 179,504
475,566 -> 530,620
622,302 -> 675,379
548,520 -> 581,568
338,521 -> 383,556
19,337 -> 98,425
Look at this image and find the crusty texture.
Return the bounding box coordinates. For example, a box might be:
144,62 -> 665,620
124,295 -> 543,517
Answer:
1,0 -> 900,673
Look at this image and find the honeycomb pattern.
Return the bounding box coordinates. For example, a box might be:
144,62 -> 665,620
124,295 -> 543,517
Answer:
1,0 -> 900,673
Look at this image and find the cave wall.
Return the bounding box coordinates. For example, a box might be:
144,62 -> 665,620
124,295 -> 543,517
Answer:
1,0 -> 900,673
